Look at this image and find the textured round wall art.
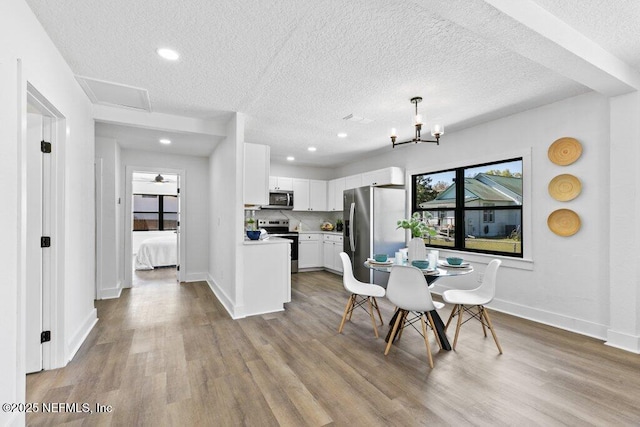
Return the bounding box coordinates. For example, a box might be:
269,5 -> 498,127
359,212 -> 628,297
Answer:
548,174 -> 582,201
547,209 -> 581,236
548,137 -> 582,166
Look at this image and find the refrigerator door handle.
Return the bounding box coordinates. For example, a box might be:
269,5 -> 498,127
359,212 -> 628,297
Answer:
349,202 -> 356,252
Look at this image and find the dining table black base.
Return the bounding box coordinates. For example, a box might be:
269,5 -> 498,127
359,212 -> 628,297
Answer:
385,309 -> 452,351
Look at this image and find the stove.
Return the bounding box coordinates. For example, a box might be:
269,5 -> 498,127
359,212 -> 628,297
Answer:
258,219 -> 298,273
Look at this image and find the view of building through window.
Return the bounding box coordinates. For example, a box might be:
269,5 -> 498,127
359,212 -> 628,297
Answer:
412,158 -> 523,256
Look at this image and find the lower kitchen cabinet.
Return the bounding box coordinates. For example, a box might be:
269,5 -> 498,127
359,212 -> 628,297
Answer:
298,233 -> 323,268
323,234 -> 343,273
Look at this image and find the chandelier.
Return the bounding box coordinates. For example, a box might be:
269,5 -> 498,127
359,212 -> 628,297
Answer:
390,97 -> 444,148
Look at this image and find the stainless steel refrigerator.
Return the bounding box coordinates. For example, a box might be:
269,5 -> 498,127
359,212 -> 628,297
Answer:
343,186 -> 406,287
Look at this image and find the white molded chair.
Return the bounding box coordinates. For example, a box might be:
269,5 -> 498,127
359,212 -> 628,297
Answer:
338,252 -> 385,338
384,265 -> 444,369
443,259 -> 503,353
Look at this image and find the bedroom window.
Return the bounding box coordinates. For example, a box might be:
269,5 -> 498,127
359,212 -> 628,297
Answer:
412,157 -> 523,257
133,194 -> 178,231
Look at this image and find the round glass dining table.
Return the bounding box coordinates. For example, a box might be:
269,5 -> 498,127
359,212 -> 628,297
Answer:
364,259 -> 474,350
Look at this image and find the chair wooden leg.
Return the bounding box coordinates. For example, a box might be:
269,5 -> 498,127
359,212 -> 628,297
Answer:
372,297 -> 384,326
396,311 -> 409,341
481,307 -> 503,354
478,306 -> 488,337
420,315 -> 434,368
452,304 -> 464,350
384,310 -> 405,355
367,297 -> 379,338
348,296 -> 355,321
338,295 -> 355,333
445,304 -> 458,332
426,312 -> 442,350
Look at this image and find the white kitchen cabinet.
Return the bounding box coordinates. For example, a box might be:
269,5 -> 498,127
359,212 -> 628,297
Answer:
345,174 -> 363,190
323,234 -> 344,273
243,143 -> 270,205
293,178 -> 327,211
298,233 -> 323,268
361,167 -> 404,186
327,177 -> 345,211
269,176 -> 294,191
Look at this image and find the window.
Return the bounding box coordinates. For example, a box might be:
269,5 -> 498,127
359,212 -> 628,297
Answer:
133,194 -> 178,231
412,158 -> 523,257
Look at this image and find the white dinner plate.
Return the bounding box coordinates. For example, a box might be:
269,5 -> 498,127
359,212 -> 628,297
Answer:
367,258 -> 393,265
438,260 -> 470,268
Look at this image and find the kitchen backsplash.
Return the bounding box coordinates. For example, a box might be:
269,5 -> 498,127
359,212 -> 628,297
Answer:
255,209 -> 343,232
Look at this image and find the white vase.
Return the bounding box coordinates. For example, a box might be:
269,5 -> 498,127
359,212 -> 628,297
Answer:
408,237 -> 427,262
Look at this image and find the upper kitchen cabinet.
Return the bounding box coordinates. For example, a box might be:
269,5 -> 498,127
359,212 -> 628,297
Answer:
361,167 -> 404,187
327,177 -> 345,211
345,174 -> 363,190
269,176 -> 294,191
293,178 -> 327,211
244,143 -> 270,206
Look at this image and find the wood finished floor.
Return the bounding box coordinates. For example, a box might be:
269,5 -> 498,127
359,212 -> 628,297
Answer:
27,270 -> 640,426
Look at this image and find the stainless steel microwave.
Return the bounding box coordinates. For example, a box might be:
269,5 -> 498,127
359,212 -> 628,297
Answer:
262,190 -> 294,209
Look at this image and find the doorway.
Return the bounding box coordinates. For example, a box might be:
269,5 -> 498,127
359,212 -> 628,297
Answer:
125,167 -> 184,287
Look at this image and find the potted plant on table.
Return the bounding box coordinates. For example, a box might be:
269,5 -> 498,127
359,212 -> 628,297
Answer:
397,212 -> 437,261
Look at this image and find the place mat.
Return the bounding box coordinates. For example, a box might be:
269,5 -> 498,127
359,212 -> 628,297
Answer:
548,137 -> 582,166
548,174 -> 582,201
547,209 -> 581,237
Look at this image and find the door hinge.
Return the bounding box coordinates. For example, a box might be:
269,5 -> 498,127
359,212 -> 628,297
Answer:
41,331 -> 51,343
177,188 -> 180,194
176,265 -> 180,271
41,236 -> 51,247
41,140 -> 52,153
177,221 -> 180,227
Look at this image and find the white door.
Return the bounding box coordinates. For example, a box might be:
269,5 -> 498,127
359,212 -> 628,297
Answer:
25,112 -> 52,373
176,176 -> 181,282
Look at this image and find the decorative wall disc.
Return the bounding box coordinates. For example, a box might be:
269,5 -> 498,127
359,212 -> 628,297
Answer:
548,174 -> 582,201
548,137 -> 582,166
547,209 -> 581,236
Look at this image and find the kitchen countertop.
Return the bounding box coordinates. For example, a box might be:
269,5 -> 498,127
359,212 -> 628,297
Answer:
243,236 -> 292,245
298,230 -> 343,235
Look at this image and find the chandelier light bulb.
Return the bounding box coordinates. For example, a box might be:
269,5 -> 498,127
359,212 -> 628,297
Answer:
414,114 -> 423,125
431,124 -> 444,137
390,128 -> 397,137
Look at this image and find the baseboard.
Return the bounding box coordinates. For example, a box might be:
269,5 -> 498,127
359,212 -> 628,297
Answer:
184,272 -> 208,282
606,330 -> 640,354
6,411 -> 22,427
206,274 -> 242,319
99,280 -> 122,299
431,283 -> 609,341
67,308 -> 98,362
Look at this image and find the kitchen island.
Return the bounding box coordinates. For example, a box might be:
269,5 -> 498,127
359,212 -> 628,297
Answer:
241,236 -> 291,316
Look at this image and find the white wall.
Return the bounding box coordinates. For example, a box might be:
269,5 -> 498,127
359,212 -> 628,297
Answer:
208,113 -> 245,317
1,0 -> 97,424
120,149 -> 210,282
338,92 -> 620,342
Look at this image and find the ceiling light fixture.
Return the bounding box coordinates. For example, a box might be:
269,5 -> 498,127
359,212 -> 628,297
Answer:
390,97 -> 444,148
337,133 -> 347,138
159,138 -> 171,144
287,156 -> 295,161
156,48 -> 180,61
308,147 -> 317,152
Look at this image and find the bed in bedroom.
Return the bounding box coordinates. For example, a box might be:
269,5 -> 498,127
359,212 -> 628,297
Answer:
135,235 -> 177,270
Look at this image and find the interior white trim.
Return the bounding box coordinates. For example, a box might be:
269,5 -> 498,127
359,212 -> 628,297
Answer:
206,273 -> 239,319
66,308 -> 98,362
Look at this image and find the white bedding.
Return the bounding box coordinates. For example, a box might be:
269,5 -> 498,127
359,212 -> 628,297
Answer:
135,235 -> 177,270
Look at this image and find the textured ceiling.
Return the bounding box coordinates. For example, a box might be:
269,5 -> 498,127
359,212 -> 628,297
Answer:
25,0 -> 640,167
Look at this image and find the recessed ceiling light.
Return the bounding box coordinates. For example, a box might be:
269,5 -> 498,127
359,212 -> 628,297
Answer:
159,138 -> 171,144
157,48 -> 180,61
337,133 -> 347,138
308,147 -> 317,152
286,156 -> 295,161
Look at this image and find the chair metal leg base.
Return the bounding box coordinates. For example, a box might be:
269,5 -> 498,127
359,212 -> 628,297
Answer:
338,294 -> 384,339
